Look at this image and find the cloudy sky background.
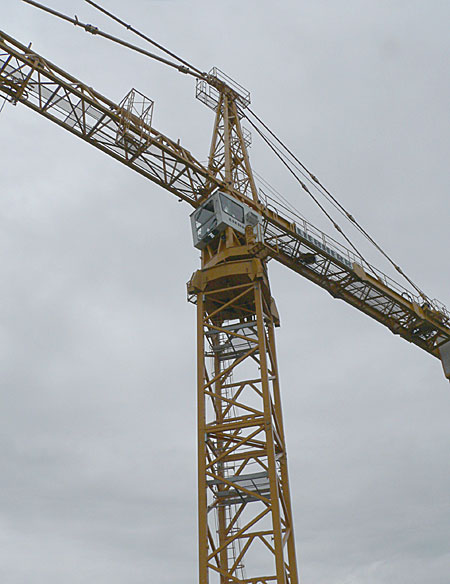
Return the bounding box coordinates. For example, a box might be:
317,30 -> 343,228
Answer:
1,1 -> 449,582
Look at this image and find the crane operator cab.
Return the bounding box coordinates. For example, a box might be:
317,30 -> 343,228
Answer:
190,191 -> 262,250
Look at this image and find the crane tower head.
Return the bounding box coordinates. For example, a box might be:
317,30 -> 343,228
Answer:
197,67 -> 251,113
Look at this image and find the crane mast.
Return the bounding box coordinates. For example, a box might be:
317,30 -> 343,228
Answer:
189,73 -> 298,582
1,25 -> 450,583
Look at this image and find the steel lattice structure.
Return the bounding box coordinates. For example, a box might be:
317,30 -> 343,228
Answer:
191,259 -> 298,582
1,27 -> 450,583
1,31 -> 448,362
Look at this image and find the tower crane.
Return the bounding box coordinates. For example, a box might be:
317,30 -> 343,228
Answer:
1,2 -> 449,582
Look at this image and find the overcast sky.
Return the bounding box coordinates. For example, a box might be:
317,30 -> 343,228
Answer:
1,1 -> 449,583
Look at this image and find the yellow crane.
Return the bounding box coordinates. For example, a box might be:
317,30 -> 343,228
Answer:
1,3 -> 449,582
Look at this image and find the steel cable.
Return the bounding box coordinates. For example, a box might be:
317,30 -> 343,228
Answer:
24,0 -> 429,301
244,114 -> 377,273
84,0 -> 206,78
243,106 -> 429,301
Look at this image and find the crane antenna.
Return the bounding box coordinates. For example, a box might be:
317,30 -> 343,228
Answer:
84,0 -> 206,78
21,0 -> 201,78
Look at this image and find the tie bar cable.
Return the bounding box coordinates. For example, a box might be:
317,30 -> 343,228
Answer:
244,114 -> 375,273
242,106 -> 430,301
22,0 -> 201,78
84,0 -> 206,78
79,0 -> 372,273
22,0 -> 429,302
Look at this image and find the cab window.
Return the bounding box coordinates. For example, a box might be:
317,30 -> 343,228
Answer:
219,194 -> 244,223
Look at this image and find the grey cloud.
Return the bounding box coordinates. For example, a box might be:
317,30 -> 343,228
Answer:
1,1 -> 449,583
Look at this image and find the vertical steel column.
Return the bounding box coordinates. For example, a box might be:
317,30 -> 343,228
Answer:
197,291 -> 209,584
193,77 -> 299,582
191,258 -> 299,583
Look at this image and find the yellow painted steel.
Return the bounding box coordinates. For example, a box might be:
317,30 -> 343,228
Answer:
1,31 -> 449,364
189,257 -> 299,582
188,89 -> 299,581
1,27 -> 450,583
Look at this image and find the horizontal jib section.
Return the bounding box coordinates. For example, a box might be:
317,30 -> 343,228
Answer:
295,225 -> 353,269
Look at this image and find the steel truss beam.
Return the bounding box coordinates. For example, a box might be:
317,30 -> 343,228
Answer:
1,30 -> 449,365
256,221 -> 450,357
0,31 -> 212,205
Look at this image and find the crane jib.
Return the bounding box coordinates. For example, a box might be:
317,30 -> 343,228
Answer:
1,29 -> 449,380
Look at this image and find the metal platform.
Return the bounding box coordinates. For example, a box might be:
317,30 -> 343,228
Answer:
196,66 -> 251,113
208,471 -> 271,506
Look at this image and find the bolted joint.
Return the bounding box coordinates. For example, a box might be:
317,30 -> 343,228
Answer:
84,24 -> 99,35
